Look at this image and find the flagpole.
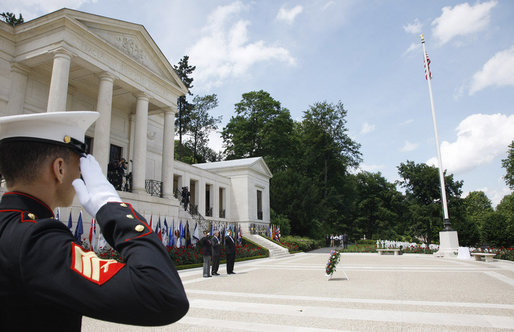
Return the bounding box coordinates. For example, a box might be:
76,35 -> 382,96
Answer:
421,33 -> 451,231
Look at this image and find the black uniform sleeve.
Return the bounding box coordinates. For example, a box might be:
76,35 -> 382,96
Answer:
19,202 -> 189,326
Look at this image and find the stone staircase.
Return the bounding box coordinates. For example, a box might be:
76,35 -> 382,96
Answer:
246,234 -> 290,258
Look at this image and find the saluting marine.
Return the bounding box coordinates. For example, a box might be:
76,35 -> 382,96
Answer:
0,111 -> 189,331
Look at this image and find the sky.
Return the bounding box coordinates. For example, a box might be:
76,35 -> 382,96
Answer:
3,0 -> 513,206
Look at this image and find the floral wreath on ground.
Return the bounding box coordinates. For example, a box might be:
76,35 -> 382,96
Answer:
325,250 -> 341,275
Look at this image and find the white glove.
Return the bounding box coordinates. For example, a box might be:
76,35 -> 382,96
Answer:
72,154 -> 121,217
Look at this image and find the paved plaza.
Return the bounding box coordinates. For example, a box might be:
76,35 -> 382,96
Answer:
83,250 -> 514,331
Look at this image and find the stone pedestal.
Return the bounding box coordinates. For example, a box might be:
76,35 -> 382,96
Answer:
434,231 -> 459,258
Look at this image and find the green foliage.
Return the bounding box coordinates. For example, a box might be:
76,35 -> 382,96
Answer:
502,141 -> 514,190
280,235 -> 324,252
271,209 -> 291,236
174,56 -> 196,152
397,161 -> 463,245
184,94 -> 222,163
1,12 -> 24,26
354,171 -> 406,240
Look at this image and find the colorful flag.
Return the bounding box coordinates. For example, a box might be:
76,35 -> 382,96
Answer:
167,220 -> 173,248
192,223 -> 200,246
97,230 -> 107,250
155,217 -> 162,241
74,211 -> 83,242
88,218 -> 96,251
185,221 -> 191,247
148,214 -> 153,230
67,211 -> 73,232
171,219 -> 175,247
176,221 -> 182,248
424,53 -> 432,80
163,218 -> 169,246
180,221 -> 186,247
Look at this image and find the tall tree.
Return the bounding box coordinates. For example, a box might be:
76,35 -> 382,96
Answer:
354,171 -> 405,240
173,56 -> 196,155
221,90 -> 294,173
502,140 -> 514,190
397,161 -> 463,245
299,101 -> 361,198
0,12 -> 23,26
461,191 -> 490,246
184,94 -> 221,164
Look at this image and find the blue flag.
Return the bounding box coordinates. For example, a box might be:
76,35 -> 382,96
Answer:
67,211 -> 73,232
74,211 -> 83,242
171,219 -> 175,247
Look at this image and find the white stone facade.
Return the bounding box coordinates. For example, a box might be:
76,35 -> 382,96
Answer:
0,9 -> 271,232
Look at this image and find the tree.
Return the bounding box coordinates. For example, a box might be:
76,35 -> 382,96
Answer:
460,191 -> 490,246
299,101 -> 361,198
354,171 -> 405,240
397,161 -> 463,245
183,94 -> 221,163
502,141 -> 514,190
173,56 -> 196,154
221,90 -> 294,173
0,12 -> 24,26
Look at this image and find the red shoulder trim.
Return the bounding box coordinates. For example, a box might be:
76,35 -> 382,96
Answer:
3,192 -> 54,218
70,243 -> 125,285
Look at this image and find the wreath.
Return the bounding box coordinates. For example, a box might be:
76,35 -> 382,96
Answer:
325,250 -> 341,276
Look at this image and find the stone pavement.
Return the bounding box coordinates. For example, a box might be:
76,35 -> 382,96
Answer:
82,250 -> 514,331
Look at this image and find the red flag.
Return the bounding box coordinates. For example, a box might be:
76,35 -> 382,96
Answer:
424,53 -> 432,80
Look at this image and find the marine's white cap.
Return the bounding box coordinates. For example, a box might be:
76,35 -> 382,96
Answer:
0,111 -> 99,154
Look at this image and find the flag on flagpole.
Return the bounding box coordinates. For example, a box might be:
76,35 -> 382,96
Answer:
74,211 -> 83,242
149,214 -> 153,230
171,219 -> 175,247
180,221 -> 186,247
156,217 -> 162,241
424,53 -> 432,80
89,218 -> 96,251
163,218 -> 169,247
167,220 -> 173,248
67,211 -> 73,232
192,223 -> 200,246
56,208 -> 60,221
97,229 -> 107,250
185,221 -> 191,247
176,221 -> 182,248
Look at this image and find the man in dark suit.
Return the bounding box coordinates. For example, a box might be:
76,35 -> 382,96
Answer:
199,230 -> 212,277
0,112 -> 189,331
224,229 -> 236,274
211,230 -> 221,275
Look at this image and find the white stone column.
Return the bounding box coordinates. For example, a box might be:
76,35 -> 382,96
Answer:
132,92 -> 149,195
161,107 -> 176,199
92,72 -> 115,175
47,49 -> 72,113
6,63 -> 30,115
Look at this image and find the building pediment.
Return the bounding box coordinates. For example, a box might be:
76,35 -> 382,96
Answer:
73,17 -> 185,91
194,157 -> 273,179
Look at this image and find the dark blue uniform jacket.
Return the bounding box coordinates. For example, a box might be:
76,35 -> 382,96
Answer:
0,192 -> 189,331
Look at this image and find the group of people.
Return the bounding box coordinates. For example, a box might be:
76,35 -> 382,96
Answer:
107,158 -> 130,191
199,229 -> 237,277
327,233 -> 348,249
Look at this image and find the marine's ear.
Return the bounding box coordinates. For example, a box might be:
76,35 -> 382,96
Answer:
51,157 -> 65,184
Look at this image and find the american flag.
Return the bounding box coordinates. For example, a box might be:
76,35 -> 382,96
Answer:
424,53 -> 432,80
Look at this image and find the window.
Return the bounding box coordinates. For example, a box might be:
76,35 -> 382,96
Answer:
257,190 -> 263,220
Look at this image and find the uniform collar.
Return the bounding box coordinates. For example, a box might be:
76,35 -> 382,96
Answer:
0,192 -> 55,219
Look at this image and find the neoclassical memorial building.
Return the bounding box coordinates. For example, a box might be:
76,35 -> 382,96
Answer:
0,8 -> 272,234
